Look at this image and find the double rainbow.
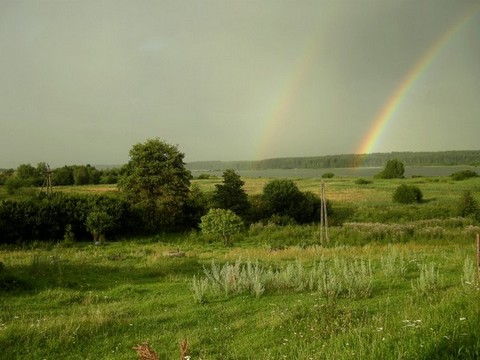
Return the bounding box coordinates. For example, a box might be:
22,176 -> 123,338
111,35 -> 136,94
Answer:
255,5 -> 479,161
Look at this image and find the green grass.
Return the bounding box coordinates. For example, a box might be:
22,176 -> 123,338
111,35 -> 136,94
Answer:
1,175 -> 480,358
1,232 -> 479,359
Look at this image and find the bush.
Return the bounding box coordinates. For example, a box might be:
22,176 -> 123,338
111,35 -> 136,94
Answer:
262,179 -> 322,224
86,210 -> 115,243
392,184 -> 423,204
355,178 -> 372,185
0,193 -> 138,244
321,172 -> 335,179
200,208 -> 244,245
451,170 -> 478,181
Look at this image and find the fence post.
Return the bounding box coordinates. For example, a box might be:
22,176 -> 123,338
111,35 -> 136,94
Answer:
477,234 -> 480,275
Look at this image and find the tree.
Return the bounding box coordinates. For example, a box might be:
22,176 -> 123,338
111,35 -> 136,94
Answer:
52,166 -> 74,186
375,159 -> 405,179
73,166 -> 90,185
117,138 -> 191,230
200,208 -> 244,245
262,179 -> 304,222
212,169 -> 250,217
16,163 -> 42,186
457,190 -> 479,220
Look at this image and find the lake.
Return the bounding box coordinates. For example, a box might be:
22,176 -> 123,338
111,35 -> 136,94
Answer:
191,166 -> 480,178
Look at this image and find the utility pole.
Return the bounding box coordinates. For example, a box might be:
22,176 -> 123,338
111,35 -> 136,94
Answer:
320,181 -> 329,244
39,164 -> 53,195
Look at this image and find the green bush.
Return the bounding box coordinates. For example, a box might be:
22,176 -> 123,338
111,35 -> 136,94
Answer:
355,178 -> 372,185
451,170 -> 478,181
200,208 -> 244,245
86,210 -> 115,243
392,184 -> 423,204
0,193 -> 137,244
321,172 -> 335,179
262,179 -> 322,224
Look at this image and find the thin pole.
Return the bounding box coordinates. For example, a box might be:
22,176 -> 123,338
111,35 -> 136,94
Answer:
477,233 -> 480,276
320,181 -> 329,244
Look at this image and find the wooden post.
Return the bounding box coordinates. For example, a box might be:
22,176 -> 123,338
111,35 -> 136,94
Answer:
477,234 -> 480,274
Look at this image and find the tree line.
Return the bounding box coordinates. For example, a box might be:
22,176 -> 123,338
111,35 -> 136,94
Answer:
0,139 -> 325,245
0,163 -> 121,193
186,150 -> 480,171
1,140 -> 477,245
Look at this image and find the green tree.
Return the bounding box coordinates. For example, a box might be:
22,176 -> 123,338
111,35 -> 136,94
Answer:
117,138 -> 191,230
212,169 -> 250,217
375,159 -> 405,179
457,190 -> 479,220
262,179 -> 304,222
73,166 -> 90,185
200,208 -> 244,245
16,163 -> 42,186
52,166 -> 74,186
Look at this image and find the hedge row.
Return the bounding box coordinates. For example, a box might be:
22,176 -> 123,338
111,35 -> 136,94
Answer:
0,193 -> 140,244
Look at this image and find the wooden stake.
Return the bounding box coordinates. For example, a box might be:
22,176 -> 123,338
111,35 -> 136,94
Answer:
477,233 -> 480,275
320,181 -> 329,244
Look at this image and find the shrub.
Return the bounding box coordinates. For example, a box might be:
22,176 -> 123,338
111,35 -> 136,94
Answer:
262,180 -> 322,224
86,210 -> 115,243
200,208 -> 244,245
0,193 -> 137,244
392,184 -> 423,204
321,172 -> 335,179
457,190 -> 480,220
355,178 -> 372,185
451,170 -> 478,181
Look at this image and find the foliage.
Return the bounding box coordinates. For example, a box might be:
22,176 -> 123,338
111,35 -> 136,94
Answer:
0,193 -> 136,244
375,159 -> 405,179
392,184 -> 423,204
321,172 -> 335,178
200,208 -> 244,245
85,210 -> 115,243
212,169 -> 250,217
118,138 -> 191,231
451,169 -> 478,181
457,190 -> 480,220
4,176 -> 26,194
355,178 -> 372,185
261,179 -> 322,223
181,184 -> 210,229
187,150 -> 480,170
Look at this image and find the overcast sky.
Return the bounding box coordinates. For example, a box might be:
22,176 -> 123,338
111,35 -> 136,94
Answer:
1,0 -> 479,168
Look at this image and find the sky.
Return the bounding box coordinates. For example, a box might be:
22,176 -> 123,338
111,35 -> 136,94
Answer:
1,0 -> 479,168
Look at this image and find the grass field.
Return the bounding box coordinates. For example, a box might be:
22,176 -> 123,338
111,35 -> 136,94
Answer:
1,175 -> 480,359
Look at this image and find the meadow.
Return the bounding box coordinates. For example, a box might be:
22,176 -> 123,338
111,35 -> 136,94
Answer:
1,174 -> 480,359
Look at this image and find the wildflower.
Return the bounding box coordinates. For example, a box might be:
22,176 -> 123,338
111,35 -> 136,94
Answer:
460,317 -> 466,321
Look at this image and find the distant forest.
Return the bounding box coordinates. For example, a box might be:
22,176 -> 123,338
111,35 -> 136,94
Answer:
186,150 -> 480,171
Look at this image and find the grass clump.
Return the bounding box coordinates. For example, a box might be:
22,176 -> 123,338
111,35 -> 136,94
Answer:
411,262 -> 443,296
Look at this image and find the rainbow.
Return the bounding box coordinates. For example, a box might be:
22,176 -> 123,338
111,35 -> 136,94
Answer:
255,37 -> 321,160
356,5 -> 480,156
